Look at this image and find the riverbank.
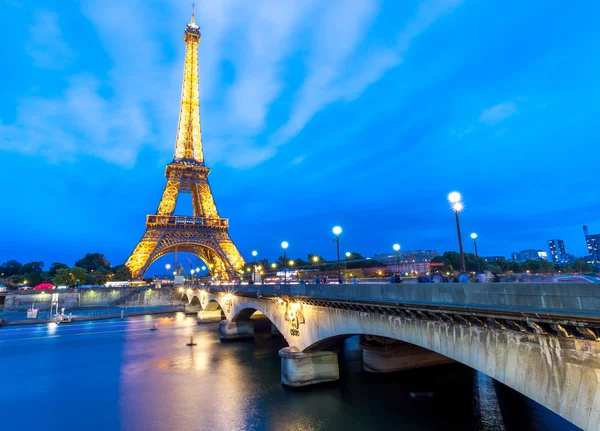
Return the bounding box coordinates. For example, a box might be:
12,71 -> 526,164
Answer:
0,305 -> 185,326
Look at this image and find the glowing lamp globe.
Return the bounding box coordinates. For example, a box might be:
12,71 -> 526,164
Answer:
281,241 -> 289,250
393,243 -> 400,251
470,233 -> 478,239
333,226 -> 342,236
252,250 -> 258,257
448,192 -> 461,203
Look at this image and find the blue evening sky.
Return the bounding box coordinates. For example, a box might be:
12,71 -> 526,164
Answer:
1,0 -> 599,271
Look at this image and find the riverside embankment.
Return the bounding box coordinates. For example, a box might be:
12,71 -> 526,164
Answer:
0,287 -> 185,325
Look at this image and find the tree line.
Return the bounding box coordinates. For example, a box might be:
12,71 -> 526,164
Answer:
431,251 -> 597,274
0,253 -> 131,288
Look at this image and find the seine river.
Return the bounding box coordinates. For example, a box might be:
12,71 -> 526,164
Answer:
0,314 -> 577,430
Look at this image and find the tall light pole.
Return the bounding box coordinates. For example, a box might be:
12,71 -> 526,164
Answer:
448,192 -> 466,273
312,255 -> 319,271
281,241 -> 289,284
252,250 -> 258,283
393,243 -> 401,274
190,269 -> 195,285
471,233 -> 480,272
333,226 -> 342,282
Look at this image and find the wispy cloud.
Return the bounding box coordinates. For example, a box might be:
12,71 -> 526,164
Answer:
25,9 -> 74,69
478,101 -> 518,125
2,0 -> 465,169
273,0 -> 465,148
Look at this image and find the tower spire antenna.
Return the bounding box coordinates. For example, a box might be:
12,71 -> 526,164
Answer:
191,3 -> 195,25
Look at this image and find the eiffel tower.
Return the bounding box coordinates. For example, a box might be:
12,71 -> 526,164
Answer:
126,7 -> 244,280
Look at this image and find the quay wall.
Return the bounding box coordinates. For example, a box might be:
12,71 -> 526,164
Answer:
1,288 -> 178,311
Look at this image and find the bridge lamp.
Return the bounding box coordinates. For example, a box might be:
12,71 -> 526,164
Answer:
393,244 -> 401,274
448,191 -> 466,273
280,242 -> 289,284
332,226 -> 342,283
470,233 -> 481,272
271,263 -> 277,269
196,266 -> 200,272
251,250 -> 258,280
165,263 -> 171,270
289,260 -> 295,266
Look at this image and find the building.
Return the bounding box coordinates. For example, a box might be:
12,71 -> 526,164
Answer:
482,256 -> 505,263
584,225 -> 600,265
374,250 -> 439,274
511,249 -> 548,263
548,239 -> 567,264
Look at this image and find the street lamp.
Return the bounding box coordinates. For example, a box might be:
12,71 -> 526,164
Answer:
393,243 -> 401,274
190,269 -> 195,285
332,226 -> 342,283
312,255 -> 319,270
448,191 -> 466,273
281,241 -> 289,284
471,233 -> 480,272
252,250 -> 258,282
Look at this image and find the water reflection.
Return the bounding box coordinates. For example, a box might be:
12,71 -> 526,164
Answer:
0,315 -> 580,431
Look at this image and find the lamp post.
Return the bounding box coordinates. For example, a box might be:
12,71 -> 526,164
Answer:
281,241 -> 289,284
393,243 -> 401,274
471,233 -> 480,272
312,255 -> 319,271
252,250 -> 257,283
448,192 -> 466,273
332,226 -> 342,283
165,263 -> 171,279
190,269 -> 195,285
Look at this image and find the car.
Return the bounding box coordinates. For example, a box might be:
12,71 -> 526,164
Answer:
18,286 -> 32,290
0,285 -> 7,293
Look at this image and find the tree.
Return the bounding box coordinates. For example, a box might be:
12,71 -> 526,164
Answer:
49,262 -> 69,277
0,260 -> 23,277
85,267 -> 113,285
52,267 -> 87,287
75,253 -> 111,272
22,261 -> 44,274
112,265 -> 132,281
52,268 -> 75,287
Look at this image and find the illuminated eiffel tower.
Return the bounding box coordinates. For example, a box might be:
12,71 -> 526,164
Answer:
126,7 -> 244,280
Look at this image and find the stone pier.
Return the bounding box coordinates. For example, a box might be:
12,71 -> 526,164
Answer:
197,310 -> 222,324
279,347 -> 339,387
219,320 -> 254,341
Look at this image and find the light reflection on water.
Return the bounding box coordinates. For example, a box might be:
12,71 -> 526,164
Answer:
0,315 -> 579,431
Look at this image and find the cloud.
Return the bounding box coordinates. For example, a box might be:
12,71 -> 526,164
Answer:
25,9 -> 74,69
2,0 -> 465,169
478,102 -> 518,125
273,0 -> 465,148
0,75 -> 148,166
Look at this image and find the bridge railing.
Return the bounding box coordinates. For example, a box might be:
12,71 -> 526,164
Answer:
205,282 -> 600,318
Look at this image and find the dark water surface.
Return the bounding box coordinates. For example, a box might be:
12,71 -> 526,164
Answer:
0,314 -> 578,430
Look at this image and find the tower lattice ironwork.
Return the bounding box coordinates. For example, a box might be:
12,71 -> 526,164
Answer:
126,9 -> 244,280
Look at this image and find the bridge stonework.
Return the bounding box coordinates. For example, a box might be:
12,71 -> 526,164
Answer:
183,285 -> 600,431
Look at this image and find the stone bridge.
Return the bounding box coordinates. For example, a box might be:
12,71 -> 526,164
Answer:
178,282 -> 600,430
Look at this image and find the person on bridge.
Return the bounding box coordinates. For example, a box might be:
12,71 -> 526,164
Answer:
432,272 -> 444,283
352,276 -> 358,284
314,275 -> 321,284
458,272 -> 470,283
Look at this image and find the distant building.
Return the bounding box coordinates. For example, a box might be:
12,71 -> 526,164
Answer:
548,239 -> 567,264
482,256 -> 505,263
583,225 -> 600,265
511,249 -> 548,263
374,250 -> 439,274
